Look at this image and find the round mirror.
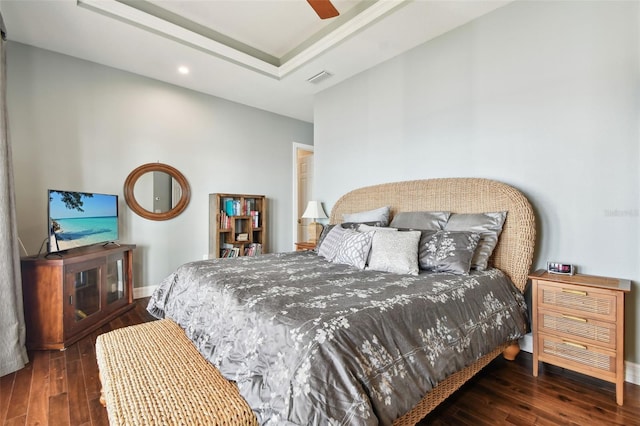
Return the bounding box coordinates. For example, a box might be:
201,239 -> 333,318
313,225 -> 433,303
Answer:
124,163 -> 191,220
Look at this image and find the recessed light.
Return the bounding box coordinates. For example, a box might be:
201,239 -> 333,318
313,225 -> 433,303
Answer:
178,66 -> 189,75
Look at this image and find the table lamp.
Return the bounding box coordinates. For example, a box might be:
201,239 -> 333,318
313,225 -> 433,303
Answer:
301,201 -> 328,243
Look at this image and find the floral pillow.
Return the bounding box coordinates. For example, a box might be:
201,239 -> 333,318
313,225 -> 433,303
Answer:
444,212 -> 507,271
419,230 -> 481,275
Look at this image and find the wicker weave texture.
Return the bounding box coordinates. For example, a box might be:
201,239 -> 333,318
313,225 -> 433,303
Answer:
392,343 -> 509,426
95,320 -> 258,426
330,178 -> 536,292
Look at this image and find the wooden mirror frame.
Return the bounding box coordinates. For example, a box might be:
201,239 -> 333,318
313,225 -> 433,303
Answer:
124,163 -> 191,221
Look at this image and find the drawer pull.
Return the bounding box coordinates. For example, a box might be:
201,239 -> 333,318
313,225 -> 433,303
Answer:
561,289 -> 588,296
562,340 -> 587,350
561,314 -> 587,323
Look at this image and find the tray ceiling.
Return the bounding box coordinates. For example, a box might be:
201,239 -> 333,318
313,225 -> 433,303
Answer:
0,0 -> 512,122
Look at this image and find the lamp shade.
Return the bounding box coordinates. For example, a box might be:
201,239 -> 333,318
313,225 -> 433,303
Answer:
301,201 -> 328,219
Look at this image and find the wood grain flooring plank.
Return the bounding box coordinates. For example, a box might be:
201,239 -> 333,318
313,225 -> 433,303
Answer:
48,349 -> 64,361
0,372 -> 16,423
25,350 -> 50,426
108,316 -> 126,331
475,373 -> 622,426
47,393 -> 69,426
48,356 -> 66,397
65,360 -> 90,426
480,359 -> 627,423
87,397 -> 109,426
78,337 -> 101,402
2,414 -> 25,426
450,393 -> 511,424
63,345 -> 80,366
4,361 -> 32,421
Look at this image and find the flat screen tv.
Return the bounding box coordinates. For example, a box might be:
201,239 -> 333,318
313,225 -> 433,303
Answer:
48,190 -> 119,253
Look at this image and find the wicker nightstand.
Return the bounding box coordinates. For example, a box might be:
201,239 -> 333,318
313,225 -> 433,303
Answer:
529,269 -> 631,405
295,242 -> 317,251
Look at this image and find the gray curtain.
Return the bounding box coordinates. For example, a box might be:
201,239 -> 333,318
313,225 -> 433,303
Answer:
0,12 -> 28,377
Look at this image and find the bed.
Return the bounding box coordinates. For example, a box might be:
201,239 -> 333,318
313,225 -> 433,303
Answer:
147,178 -> 536,425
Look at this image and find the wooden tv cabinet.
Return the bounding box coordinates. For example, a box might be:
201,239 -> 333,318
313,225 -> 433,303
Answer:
21,244 -> 136,350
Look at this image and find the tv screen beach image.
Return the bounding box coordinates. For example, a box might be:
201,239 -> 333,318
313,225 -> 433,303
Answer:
49,191 -> 118,252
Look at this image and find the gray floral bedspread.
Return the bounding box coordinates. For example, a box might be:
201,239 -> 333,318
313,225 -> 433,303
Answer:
147,251 -> 527,426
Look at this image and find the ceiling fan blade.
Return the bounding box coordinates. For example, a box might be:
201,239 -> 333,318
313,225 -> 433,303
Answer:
307,0 -> 340,20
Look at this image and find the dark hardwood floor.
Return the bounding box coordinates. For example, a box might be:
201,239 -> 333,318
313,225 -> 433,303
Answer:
2,298 -> 639,425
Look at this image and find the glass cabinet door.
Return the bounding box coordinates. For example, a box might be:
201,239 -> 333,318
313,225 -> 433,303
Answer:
106,256 -> 125,305
71,267 -> 100,322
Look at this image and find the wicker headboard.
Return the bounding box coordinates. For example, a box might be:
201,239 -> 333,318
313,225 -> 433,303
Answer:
330,178 -> 536,292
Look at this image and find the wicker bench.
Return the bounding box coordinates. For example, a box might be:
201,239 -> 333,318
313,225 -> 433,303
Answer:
96,319 -> 258,426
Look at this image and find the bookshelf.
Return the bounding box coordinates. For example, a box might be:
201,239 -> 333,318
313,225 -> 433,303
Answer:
209,193 -> 267,258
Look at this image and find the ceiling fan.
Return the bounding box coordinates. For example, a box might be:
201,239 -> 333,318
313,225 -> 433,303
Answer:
307,0 -> 340,19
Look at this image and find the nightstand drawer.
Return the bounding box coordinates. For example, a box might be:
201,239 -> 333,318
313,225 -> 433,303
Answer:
538,310 -> 616,349
538,333 -> 616,378
538,282 -> 616,321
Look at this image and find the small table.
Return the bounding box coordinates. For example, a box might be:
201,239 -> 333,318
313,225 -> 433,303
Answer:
529,269 -> 630,405
295,242 -> 317,251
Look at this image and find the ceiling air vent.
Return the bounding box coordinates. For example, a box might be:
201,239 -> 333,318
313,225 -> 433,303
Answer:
307,70 -> 333,84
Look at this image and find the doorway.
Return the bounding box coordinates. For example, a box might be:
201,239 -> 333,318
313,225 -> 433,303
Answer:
292,143 -> 314,249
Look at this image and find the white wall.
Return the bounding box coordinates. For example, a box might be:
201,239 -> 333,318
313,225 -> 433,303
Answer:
314,1 -> 640,363
8,42 -> 313,289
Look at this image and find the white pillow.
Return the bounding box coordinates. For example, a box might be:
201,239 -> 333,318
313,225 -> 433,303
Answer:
367,230 -> 421,275
332,229 -> 374,270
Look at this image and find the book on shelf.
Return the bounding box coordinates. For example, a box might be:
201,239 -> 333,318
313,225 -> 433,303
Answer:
224,199 -> 245,216
243,243 -> 262,257
236,233 -> 249,242
250,210 -> 259,227
224,199 -> 234,216
220,246 -> 240,258
222,198 -> 260,218
219,210 -> 231,229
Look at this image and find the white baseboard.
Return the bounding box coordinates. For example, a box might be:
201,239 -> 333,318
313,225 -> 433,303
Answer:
519,333 -> 533,353
133,285 -> 157,299
519,333 -> 640,386
626,360 -> 640,386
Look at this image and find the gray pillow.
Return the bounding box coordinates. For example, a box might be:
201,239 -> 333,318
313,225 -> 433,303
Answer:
332,229 -> 374,270
420,231 -> 481,275
444,212 -> 507,271
341,221 -> 385,230
367,230 -> 421,275
389,211 -> 451,230
317,225 -> 346,261
342,206 -> 391,227
357,224 -> 398,232
314,224 -> 335,253
416,230 -> 438,269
